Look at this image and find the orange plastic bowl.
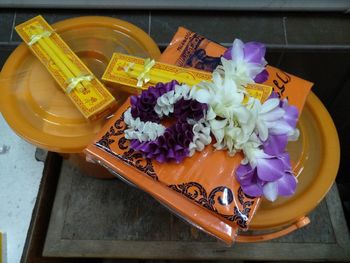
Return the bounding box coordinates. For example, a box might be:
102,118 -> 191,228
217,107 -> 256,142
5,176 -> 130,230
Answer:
0,16 -> 161,153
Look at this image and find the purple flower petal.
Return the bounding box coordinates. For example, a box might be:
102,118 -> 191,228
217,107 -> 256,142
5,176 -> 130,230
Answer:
167,148 -> 175,159
156,154 -> 166,163
278,152 -> 292,171
130,80 -> 179,122
223,47 -> 233,60
223,40 -> 268,83
223,41 -> 267,64
130,139 -> 141,149
241,177 -> 264,197
174,98 -> 207,121
277,173 -> 297,196
283,104 -> 299,128
254,69 -> 269,83
130,95 -> 138,105
243,42 -> 266,64
256,157 -> 285,181
268,91 -> 279,99
138,142 -> 153,152
129,118 -> 194,163
263,135 -> 288,156
235,164 -> 255,186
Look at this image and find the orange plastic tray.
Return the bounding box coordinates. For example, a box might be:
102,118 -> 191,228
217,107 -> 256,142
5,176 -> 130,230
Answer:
0,16 -> 161,153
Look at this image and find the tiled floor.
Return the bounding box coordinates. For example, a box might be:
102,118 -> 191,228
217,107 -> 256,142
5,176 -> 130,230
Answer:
1,9 -> 350,47
0,115 -> 44,263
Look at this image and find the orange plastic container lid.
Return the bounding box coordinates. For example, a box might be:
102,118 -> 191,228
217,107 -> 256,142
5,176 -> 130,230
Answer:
0,16 -> 161,153
250,91 -> 340,229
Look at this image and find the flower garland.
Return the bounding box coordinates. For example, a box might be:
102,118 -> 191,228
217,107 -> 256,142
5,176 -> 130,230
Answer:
124,39 -> 300,201
124,80 -> 212,163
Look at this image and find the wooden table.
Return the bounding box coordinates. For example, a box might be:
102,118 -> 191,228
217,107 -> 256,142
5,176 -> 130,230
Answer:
42,159 -> 350,261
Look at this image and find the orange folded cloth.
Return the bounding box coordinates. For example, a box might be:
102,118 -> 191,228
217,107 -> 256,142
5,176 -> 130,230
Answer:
85,27 -> 313,244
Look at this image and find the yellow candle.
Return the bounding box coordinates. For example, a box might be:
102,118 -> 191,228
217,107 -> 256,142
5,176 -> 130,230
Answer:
32,26 -> 93,91
29,27 -> 86,93
127,66 -> 200,87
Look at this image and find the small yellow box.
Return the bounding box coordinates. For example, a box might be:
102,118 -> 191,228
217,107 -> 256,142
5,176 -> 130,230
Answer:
102,52 -> 213,94
102,52 -> 272,102
15,15 -> 116,120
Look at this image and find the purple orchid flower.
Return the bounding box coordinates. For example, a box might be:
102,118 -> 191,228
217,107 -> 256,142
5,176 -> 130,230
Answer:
281,99 -> 299,129
263,92 -> 300,141
223,39 -> 269,83
268,91 -> 299,130
236,134 -> 297,201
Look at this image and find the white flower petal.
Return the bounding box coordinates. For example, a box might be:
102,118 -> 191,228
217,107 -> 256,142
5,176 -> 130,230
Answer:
260,98 -> 280,114
260,108 -> 285,121
189,119 -> 212,154
269,120 -> 293,135
288,128 -> 300,141
195,140 -> 205,151
234,106 -> 251,123
212,71 -> 224,87
210,119 -> 228,130
257,121 -> 268,141
212,128 -> 225,145
232,39 -> 244,62
123,109 -> 166,142
263,182 -> 278,202
199,133 -> 212,145
206,106 -> 216,120
194,89 -> 211,104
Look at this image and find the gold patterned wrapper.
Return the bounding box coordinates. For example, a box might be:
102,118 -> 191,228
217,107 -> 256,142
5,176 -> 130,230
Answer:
15,15 -> 117,120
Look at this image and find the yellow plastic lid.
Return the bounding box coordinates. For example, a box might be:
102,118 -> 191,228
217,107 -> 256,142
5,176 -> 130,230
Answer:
0,16 -> 161,153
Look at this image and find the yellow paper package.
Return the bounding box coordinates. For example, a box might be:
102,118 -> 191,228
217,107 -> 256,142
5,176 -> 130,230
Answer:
102,52 -> 272,101
15,15 -> 117,120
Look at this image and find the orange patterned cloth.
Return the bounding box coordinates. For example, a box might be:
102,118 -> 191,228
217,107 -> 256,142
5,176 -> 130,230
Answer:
85,27 -> 313,244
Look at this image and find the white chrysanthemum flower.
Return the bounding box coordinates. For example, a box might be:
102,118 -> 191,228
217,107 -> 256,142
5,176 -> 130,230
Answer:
192,71 -> 245,118
174,84 -> 191,100
155,84 -> 191,117
124,109 -> 166,142
187,118 -> 212,156
154,90 -> 175,116
190,69 -> 258,155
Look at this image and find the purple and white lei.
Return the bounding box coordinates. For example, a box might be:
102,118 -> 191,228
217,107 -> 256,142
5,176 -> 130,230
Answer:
124,80 -> 211,163
124,39 -> 300,202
